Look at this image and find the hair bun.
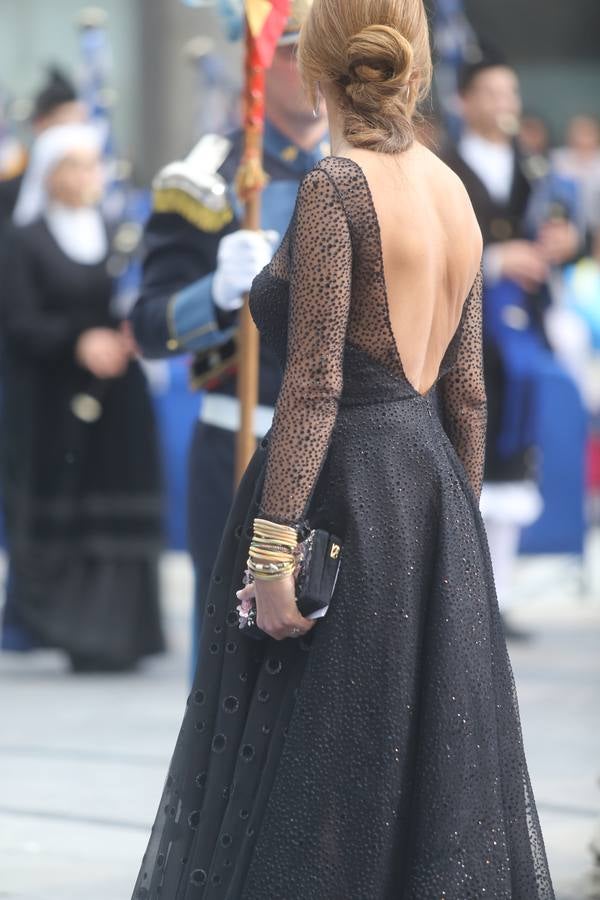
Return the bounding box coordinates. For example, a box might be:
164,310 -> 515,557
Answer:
298,1 -> 432,154
345,24 -> 414,92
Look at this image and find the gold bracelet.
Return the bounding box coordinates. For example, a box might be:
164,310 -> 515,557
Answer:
247,556 -> 295,577
249,560 -> 292,573
248,556 -> 295,571
250,519 -> 297,558
248,518 -> 299,585
250,541 -> 295,555
249,546 -> 294,562
251,568 -> 295,582
253,518 -> 298,544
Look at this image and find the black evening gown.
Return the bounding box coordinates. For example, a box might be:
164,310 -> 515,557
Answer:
0,219 -> 164,668
133,158 -> 554,898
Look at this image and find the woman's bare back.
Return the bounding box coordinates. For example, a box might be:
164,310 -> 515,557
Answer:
344,143 -> 483,396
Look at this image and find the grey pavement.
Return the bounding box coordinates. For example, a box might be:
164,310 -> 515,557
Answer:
0,544 -> 599,900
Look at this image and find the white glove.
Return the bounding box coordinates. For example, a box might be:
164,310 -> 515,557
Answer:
212,229 -> 280,312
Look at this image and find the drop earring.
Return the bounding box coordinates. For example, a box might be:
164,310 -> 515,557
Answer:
312,82 -> 321,118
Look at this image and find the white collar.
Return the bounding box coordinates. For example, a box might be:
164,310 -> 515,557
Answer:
45,203 -> 107,265
459,131 -> 515,204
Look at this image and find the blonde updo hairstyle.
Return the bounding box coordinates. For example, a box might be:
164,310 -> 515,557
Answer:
298,0 -> 432,153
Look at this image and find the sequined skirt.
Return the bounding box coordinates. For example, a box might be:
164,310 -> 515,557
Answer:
133,362 -> 555,899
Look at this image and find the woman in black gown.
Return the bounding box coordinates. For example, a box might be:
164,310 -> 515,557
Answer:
1,123 -> 164,670
133,0 -> 555,896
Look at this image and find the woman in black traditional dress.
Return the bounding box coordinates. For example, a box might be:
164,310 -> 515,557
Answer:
0,123 -> 164,671
133,0 -> 555,896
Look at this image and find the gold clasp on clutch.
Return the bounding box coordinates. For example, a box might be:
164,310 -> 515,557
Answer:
330,544 -> 340,560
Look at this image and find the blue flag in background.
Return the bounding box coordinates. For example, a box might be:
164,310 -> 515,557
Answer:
433,0 -> 479,141
180,0 -> 244,40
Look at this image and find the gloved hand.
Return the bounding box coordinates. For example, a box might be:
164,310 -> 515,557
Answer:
212,229 -> 280,312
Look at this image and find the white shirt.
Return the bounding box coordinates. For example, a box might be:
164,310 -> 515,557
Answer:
459,131 -> 515,205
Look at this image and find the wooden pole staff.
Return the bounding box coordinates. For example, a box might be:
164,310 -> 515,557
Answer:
234,2 -> 290,485
234,29 -> 266,486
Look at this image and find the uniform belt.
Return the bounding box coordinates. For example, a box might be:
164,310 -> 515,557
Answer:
200,393 -> 275,439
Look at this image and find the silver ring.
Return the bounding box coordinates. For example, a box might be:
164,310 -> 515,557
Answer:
290,626 -> 301,637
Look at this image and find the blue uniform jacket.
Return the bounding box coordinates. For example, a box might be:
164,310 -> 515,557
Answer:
131,122 -> 329,409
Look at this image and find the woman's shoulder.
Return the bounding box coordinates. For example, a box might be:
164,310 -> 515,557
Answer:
295,156 -> 374,224
418,143 -> 474,202
418,145 -> 483,255
295,155 -> 368,195
295,158 -> 357,211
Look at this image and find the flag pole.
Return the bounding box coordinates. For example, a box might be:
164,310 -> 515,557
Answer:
234,1 -> 290,485
234,18 -> 266,486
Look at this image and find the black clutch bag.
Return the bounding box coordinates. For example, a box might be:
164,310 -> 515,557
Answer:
237,528 -> 343,640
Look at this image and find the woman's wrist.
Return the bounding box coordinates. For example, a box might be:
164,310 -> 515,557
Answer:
247,517 -> 300,582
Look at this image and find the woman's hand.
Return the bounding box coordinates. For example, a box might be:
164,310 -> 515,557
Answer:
236,575 -> 316,641
75,328 -> 129,379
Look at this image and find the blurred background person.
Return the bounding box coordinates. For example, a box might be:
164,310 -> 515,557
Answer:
131,0 -> 329,674
443,48 -> 587,638
0,91 -> 27,217
518,113 -> 551,162
0,122 -> 164,671
552,114 -> 600,246
0,67 -> 86,229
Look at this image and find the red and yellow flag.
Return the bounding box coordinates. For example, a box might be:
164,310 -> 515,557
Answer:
245,0 -> 291,67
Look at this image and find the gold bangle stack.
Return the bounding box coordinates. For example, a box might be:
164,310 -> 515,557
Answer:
247,518 -> 299,581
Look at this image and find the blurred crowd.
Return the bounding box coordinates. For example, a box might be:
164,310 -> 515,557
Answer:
440,52 -> 599,641
0,10 -> 599,675
0,69 -> 164,670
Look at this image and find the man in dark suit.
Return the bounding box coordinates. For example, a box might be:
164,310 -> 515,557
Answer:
443,51 -> 581,636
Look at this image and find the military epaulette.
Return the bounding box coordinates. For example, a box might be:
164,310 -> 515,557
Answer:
152,134 -> 235,233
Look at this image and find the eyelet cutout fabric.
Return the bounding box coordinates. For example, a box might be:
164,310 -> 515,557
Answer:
131,156 -> 555,900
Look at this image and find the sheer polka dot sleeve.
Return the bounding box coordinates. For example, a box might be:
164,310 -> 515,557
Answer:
439,267 -> 487,500
259,168 -> 353,526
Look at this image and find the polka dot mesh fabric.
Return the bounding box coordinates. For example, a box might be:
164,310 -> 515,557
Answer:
132,157 -> 554,899
260,158 -> 487,523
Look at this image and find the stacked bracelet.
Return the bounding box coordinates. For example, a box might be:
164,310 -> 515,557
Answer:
247,518 -> 299,581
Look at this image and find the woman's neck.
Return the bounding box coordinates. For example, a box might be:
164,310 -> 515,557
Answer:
325,95 -> 352,157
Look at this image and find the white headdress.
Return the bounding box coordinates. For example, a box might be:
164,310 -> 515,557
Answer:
13,123 -> 102,227
13,123 -> 107,265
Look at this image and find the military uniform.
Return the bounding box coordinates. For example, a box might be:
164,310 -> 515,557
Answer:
132,120 -> 328,660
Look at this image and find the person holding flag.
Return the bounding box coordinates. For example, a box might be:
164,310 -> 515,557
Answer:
130,0 -> 328,672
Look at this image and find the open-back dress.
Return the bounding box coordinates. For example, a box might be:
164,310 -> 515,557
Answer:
133,156 -> 554,899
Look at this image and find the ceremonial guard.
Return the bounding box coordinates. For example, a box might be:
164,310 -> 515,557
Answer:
131,1 -> 328,666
